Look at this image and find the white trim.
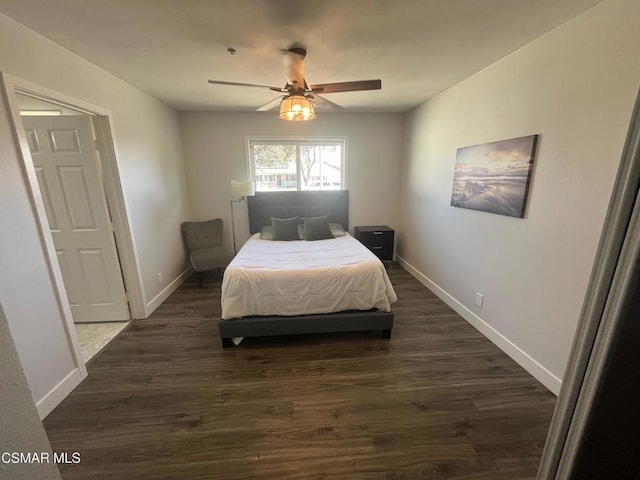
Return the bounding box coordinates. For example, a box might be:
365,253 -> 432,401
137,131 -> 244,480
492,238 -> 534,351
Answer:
36,368 -> 83,419
396,254 -> 562,395
92,116 -> 146,318
0,72 -> 87,381
2,74 -> 146,319
144,267 -> 193,317
0,72 -> 151,418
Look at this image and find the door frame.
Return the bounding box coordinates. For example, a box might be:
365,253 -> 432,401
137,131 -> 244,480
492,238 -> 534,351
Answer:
537,87 -> 640,477
0,74 -> 145,327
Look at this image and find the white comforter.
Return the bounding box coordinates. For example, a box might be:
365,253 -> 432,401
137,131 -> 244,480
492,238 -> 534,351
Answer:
221,234 -> 397,319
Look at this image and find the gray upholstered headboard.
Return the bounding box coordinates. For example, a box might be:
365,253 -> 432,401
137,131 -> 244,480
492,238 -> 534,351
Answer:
247,190 -> 349,234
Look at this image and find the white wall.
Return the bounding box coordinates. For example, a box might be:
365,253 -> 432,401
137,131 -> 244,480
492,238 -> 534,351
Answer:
0,13 -> 191,413
0,12 -> 191,309
398,0 -> 640,393
179,112 -> 404,247
0,301 -> 61,480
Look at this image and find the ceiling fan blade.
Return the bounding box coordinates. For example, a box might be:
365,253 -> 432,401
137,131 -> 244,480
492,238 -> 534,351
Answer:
208,80 -> 285,92
309,94 -> 343,112
310,79 -> 382,94
256,96 -> 284,112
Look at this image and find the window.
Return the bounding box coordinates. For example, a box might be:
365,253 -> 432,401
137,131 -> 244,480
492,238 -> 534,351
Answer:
249,139 -> 345,192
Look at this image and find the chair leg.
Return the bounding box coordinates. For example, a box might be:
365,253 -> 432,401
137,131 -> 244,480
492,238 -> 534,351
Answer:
198,271 -> 203,288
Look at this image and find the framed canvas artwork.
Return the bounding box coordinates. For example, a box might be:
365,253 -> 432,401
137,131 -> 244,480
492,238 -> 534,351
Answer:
450,135 -> 538,218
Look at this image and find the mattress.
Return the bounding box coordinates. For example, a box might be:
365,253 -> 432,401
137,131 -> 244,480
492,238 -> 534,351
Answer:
221,233 -> 397,319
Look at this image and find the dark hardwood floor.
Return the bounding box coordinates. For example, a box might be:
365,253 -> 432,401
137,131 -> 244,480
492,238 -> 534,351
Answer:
44,265 -> 556,479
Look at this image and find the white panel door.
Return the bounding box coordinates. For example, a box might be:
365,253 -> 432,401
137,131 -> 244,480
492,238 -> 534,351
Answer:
23,115 -> 129,322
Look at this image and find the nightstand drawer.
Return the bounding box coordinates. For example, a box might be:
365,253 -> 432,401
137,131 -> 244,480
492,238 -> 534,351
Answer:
357,230 -> 393,250
354,226 -> 394,263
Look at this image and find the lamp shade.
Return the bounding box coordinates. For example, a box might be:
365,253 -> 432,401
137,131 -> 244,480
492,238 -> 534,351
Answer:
279,95 -> 316,121
230,180 -> 255,197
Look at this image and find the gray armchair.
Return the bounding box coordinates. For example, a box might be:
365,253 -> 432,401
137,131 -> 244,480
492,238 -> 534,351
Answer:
181,219 -> 234,288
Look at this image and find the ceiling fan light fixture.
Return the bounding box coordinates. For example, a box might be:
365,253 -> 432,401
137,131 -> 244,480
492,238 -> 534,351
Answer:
279,95 -> 315,121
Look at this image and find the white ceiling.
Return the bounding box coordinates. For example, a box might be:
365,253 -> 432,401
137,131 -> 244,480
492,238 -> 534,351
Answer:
0,0 -> 603,112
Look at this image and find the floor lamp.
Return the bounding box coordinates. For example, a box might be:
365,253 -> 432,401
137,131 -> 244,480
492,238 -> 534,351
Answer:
229,180 -> 255,255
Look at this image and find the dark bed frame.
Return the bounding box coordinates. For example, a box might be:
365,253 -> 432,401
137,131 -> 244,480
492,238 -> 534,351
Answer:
218,190 -> 394,347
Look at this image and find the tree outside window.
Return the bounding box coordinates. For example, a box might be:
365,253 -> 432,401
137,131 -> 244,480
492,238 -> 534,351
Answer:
249,140 -> 344,192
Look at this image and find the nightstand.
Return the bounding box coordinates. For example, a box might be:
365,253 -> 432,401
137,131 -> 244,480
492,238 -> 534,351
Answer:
354,225 -> 394,266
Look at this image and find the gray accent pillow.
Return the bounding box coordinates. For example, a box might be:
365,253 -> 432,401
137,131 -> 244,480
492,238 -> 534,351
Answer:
271,216 -> 301,241
303,215 -> 334,241
262,224 -> 306,240
297,222 -> 346,238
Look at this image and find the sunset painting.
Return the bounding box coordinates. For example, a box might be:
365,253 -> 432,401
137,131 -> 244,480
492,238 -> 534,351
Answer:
450,135 -> 538,218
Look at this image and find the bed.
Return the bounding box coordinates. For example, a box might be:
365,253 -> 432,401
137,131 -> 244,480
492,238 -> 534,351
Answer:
218,190 -> 397,347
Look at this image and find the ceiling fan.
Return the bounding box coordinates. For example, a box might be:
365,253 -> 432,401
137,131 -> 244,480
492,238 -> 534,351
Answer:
207,45 -> 382,121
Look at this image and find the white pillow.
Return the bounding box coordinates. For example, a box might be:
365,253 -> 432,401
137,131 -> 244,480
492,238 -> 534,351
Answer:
330,223 -> 346,237
260,225 -> 273,240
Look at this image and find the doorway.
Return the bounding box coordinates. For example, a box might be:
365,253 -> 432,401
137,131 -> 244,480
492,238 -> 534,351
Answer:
14,91 -> 138,363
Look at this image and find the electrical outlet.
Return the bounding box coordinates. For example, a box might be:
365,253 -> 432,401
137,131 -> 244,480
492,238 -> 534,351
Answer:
157,272 -> 163,285
475,292 -> 484,308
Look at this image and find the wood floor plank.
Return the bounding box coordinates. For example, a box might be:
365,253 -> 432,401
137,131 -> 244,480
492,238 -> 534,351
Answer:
43,265 -> 556,479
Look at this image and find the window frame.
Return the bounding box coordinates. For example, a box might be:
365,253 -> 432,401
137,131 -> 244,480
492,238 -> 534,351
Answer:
246,137 -> 347,192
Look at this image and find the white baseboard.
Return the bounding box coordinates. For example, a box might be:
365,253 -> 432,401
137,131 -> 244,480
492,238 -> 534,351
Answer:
396,255 -> 562,395
37,367 -> 84,419
144,267 -> 193,317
